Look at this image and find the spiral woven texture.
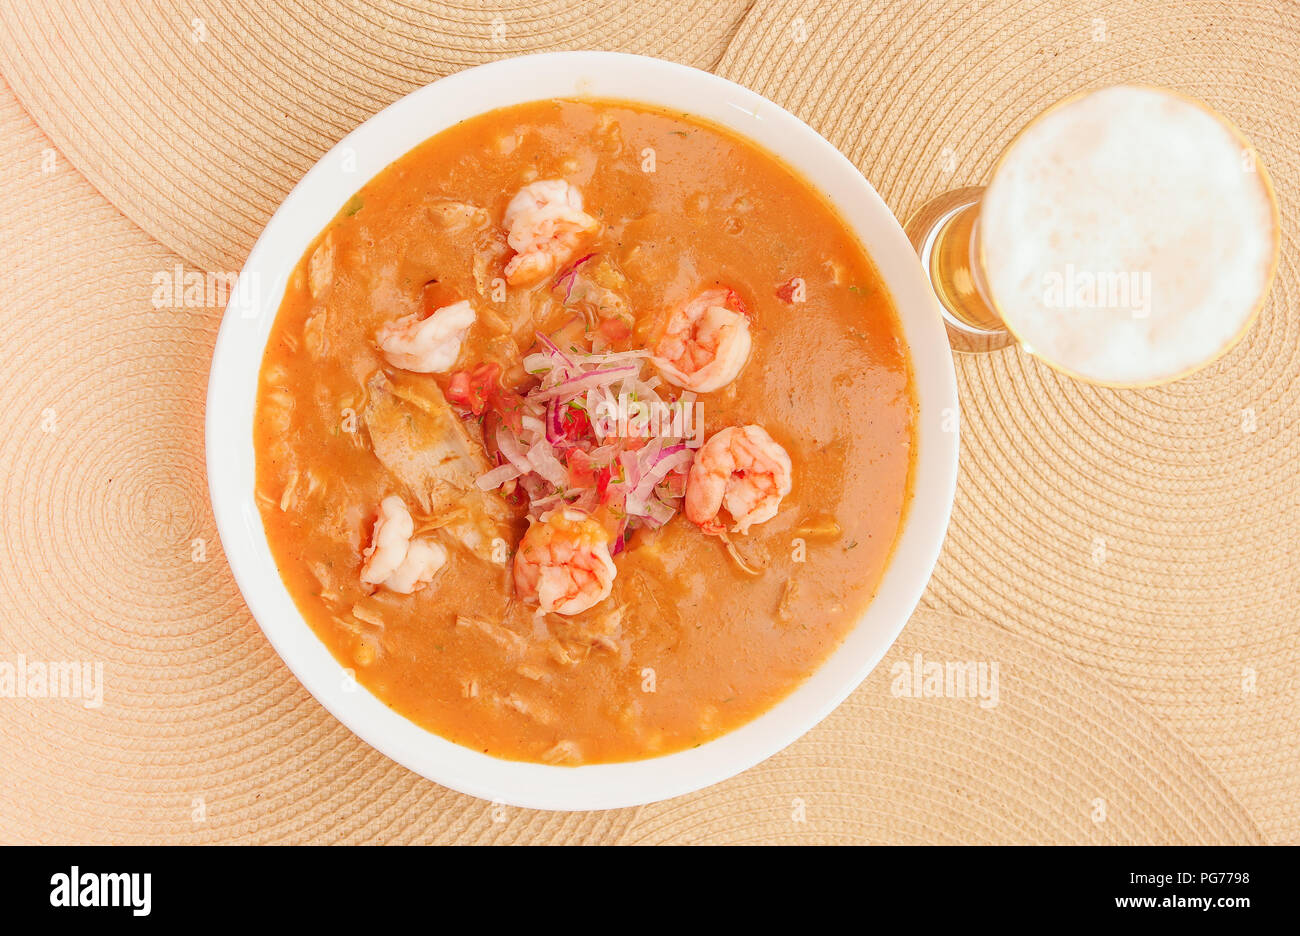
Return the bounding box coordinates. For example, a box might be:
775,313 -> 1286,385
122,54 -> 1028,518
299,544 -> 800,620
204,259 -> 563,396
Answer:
0,0 -> 1294,843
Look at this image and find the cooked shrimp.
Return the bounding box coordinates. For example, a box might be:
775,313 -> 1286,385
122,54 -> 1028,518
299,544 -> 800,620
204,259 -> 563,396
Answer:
502,180 -> 599,285
650,288 -> 752,392
685,425 -> 792,535
361,495 -> 447,594
376,299 -> 476,373
513,507 -> 616,615
384,538 -> 448,594
361,496 -> 414,585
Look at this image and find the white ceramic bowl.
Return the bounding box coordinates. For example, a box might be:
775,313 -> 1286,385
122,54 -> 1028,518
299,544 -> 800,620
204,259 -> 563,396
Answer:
207,51 -> 958,811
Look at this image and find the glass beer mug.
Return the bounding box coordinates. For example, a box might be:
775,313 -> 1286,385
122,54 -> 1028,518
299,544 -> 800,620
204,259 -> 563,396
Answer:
904,86 -> 1280,387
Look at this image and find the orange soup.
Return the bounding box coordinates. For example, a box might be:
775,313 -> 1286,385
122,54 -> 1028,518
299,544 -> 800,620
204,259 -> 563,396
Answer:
253,99 -> 915,764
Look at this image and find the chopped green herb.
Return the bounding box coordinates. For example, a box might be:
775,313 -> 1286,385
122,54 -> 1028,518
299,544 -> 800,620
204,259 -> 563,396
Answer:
343,194 -> 364,217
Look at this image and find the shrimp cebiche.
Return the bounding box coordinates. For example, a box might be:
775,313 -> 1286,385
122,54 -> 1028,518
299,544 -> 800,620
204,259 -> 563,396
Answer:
376,299 -> 476,373
502,180 -> 599,286
650,288 -> 752,393
685,424 -> 792,535
360,495 -> 448,594
513,507 -> 616,616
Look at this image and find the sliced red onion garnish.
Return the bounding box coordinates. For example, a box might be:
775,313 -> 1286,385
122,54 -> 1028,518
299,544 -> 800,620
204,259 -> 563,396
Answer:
518,472 -> 547,501
641,435 -> 664,470
641,493 -> 676,528
496,424 -> 533,475
522,351 -> 553,375
581,349 -> 652,366
556,253 -> 595,303
568,487 -> 599,514
619,449 -> 642,492
530,364 -> 638,402
535,331 -> 576,370
632,448 -> 693,501
526,437 -> 568,488
474,332 -> 698,540
544,399 -> 564,444
529,492 -> 563,514
476,463 -> 522,491
520,412 -> 545,437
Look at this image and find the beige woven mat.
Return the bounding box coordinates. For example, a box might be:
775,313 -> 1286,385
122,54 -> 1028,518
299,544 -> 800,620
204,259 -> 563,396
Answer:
0,0 -> 1293,844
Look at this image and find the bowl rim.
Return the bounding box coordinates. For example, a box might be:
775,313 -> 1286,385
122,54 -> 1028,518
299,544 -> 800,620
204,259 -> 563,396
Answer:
206,50 -> 959,811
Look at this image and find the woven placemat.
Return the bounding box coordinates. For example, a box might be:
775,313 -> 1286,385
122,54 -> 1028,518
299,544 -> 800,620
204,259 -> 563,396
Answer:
0,0 -> 1293,843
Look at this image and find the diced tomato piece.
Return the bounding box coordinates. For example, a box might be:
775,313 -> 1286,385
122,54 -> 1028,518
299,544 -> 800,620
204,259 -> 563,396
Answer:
446,370 -> 475,409
493,387 -> 526,432
559,402 -> 592,441
598,316 -> 633,342
595,465 -> 626,506
566,449 -> 597,488
775,277 -> 800,303
445,361 -> 524,431
446,362 -> 498,415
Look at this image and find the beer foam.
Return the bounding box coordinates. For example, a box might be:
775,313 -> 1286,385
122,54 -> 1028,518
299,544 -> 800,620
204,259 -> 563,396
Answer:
980,86 -> 1276,384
